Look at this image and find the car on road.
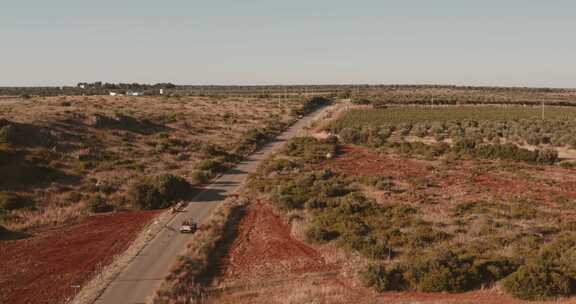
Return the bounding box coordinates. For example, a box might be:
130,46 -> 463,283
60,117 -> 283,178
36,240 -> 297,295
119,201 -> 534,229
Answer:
171,201 -> 186,213
179,219 -> 197,233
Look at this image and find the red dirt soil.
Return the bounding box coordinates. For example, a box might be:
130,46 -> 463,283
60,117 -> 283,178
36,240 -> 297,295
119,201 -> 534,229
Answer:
328,146 -> 576,208
0,211 -> 158,304
322,145 -> 576,303
220,201 -> 334,281
326,146 -> 431,180
214,146 -> 576,303
214,199 -> 545,304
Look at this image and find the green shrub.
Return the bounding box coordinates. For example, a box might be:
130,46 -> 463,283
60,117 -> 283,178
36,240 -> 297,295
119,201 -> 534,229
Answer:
87,195 -> 113,213
474,256 -> 518,284
272,185 -> 310,210
190,170 -> 209,185
0,150 -> 61,187
502,261 -> 574,300
453,140 -> 559,164
199,144 -> 227,158
65,192 -> 83,203
269,170 -> 349,210
536,149 -> 559,165
355,238 -> 391,260
263,158 -> 298,174
283,137 -> 337,163
240,128 -> 269,146
539,233 -> 576,277
128,174 -> 193,210
0,125 -> 17,145
559,249 -> 576,278
451,201 -> 482,216
305,224 -> 339,244
360,176 -> 395,191
292,96 -> 331,116
195,158 -> 225,173
406,226 -> 452,248
351,98 -> 371,105
339,128 -> 366,144
304,197 -> 327,209
560,161 -> 576,169
0,225 -> 9,236
360,264 -> 406,292
402,250 -> 481,293
0,192 -> 33,212
526,135 -> 541,145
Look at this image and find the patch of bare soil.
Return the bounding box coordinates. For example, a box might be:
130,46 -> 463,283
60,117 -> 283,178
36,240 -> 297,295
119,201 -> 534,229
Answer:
323,145 -> 432,181
210,146 -> 576,304
219,201 -> 334,281
0,210 -> 158,304
210,198 -> 564,304
327,145 -> 576,209
212,201 -> 367,304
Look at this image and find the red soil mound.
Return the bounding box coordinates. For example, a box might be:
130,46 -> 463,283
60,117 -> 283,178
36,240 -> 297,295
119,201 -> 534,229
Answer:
0,211 -> 158,304
215,146 -> 576,303
220,201 -> 333,281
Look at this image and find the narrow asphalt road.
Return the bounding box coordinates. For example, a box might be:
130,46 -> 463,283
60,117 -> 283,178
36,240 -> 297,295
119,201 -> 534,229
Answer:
94,105 -> 333,304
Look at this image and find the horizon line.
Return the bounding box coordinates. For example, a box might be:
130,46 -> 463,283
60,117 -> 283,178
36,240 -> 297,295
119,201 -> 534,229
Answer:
1,83 -> 574,90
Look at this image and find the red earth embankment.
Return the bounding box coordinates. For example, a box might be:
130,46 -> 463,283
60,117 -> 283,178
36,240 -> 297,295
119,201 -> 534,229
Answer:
220,201 -> 334,281
213,146 -> 576,303
0,211 -> 158,304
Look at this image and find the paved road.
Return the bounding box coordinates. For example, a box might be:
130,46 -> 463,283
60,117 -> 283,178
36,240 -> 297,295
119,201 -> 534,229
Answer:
94,106 -> 332,304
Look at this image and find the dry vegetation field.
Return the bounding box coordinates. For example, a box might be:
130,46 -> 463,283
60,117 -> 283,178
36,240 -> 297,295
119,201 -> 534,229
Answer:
195,105 -> 576,304
0,95 -> 301,231
0,94 -> 306,304
354,86 -> 576,106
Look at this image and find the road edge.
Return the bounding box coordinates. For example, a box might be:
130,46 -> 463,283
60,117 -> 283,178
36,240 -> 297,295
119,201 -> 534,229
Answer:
71,101 -> 342,304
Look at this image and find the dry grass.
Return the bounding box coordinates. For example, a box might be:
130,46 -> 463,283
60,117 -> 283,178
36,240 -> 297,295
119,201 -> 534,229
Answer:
7,203 -> 87,231
0,95 -> 303,231
153,196 -> 247,304
214,273 -> 370,304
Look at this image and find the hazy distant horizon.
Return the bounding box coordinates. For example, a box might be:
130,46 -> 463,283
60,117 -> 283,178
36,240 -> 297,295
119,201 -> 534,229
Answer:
2,1 -> 575,88
1,82 -> 574,90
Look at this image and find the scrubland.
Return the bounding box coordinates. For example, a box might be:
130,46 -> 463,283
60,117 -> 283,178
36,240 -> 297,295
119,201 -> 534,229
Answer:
0,95 -> 304,232
0,94 -> 313,304
202,105 -> 576,303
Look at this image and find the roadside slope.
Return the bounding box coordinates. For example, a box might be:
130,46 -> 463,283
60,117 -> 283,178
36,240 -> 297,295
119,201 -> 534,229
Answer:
89,102 -> 341,304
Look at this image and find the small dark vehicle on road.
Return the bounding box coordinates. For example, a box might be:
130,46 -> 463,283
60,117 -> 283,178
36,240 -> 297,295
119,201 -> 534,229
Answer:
171,201 -> 186,214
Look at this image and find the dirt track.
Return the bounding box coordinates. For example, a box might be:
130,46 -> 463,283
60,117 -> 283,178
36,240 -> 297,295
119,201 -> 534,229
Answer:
0,211 -> 158,304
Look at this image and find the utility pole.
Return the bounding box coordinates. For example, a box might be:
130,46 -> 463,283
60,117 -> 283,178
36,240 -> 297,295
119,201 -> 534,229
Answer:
542,101 -> 545,120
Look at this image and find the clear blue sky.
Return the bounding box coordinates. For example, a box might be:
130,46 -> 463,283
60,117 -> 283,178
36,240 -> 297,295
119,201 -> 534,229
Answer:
1,0 -> 575,87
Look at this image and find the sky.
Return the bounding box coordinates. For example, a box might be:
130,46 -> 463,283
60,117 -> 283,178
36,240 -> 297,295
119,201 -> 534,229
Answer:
1,0 -> 575,87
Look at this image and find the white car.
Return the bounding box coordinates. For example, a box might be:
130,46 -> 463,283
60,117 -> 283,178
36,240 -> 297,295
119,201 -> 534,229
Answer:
179,220 -> 197,233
